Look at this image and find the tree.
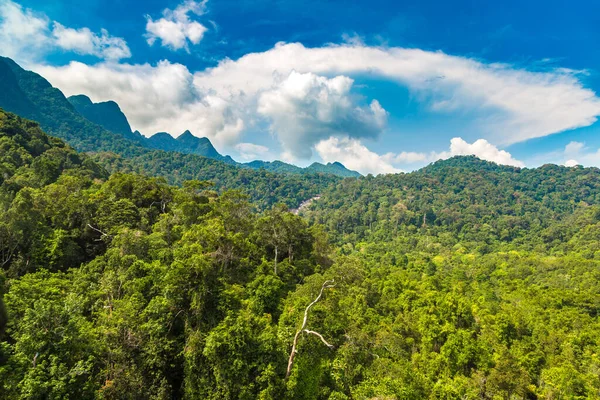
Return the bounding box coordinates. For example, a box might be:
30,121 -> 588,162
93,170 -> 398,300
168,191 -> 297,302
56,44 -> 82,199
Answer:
286,279 -> 335,379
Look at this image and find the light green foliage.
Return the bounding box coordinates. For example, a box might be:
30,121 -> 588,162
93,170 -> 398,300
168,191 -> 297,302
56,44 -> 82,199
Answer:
1,109 -> 600,399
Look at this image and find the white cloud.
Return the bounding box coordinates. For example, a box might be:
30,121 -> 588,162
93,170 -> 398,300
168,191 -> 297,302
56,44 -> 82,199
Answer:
381,137 -> 524,168
235,142 -> 270,161
317,136 -> 524,175
280,151 -> 297,164
315,136 -> 401,175
0,0 -> 49,62
565,141 -> 585,158
52,23 -> 94,54
444,137 -> 525,167
258,71 -> 387,158
383,151 -> 429,164
556,141 -> 600,167
0,0 -> 129,63
145,0 -> 208,51
194,43 -> 600,145
52,23 -> 130,60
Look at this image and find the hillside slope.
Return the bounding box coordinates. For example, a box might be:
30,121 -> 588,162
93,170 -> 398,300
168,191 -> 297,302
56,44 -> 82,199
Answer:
0,57 -> 143,156
2,132 -> 600,398
0,108 -> 107,189
308,155 -> 600,247
68,94 -> 139,141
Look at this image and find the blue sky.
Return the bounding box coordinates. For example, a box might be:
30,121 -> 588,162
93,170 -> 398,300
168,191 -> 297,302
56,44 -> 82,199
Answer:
1,0 -> 600,173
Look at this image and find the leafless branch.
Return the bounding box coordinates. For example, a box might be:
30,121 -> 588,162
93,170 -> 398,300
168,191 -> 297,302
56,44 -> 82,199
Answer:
304,330 -> 334,348
285,279 -> 335,379
0,232 -> 19,267
87,224 -> 112,241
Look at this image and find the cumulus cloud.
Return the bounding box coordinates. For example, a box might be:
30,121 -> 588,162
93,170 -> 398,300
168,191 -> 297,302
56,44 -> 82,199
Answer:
145,0 -> 208,51
316,136 -> 524,175
565,159 -> 580,167
235,143 -> 270,161
194,42 -> 600,145
52,23 -> 130,60
382,137 -> 524,168
0,0 -> 129,63
258,71 -> 387,158
0,0 -> 50,61
315,137 -> 401,175
382,151 -> 429,164
565,141 -> 585,158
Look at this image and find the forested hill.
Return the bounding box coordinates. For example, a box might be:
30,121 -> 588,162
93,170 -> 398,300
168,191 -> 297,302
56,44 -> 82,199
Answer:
0,57 -> 141,156
246,160 -> 361,177
0,109 -> 339,212
0,109 -> 107,189
307,155 -> 600,247
67,94 -> 137,140
1,111 -> 600,398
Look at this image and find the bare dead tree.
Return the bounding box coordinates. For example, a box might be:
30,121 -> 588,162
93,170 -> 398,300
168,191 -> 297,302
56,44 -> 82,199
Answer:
285,279 -> 335,379
149,188 -> 172,213
87,224 -> 112,241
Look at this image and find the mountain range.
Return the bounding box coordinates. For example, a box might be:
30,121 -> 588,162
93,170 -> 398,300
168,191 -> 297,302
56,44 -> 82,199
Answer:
67,92 -> 361,177
0,56 -> 359,178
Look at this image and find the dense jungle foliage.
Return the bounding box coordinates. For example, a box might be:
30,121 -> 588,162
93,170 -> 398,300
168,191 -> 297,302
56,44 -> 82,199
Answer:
93,151 -> 339,211
1,110 -> 600,399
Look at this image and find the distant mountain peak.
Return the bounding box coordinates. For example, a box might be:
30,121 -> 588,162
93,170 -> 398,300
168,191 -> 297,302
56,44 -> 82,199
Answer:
150,132 -> 171,139
247,160 -> 361,177
68,94 -> 135,140
429,155 -> 518,169
304,161 -> 361,177
178,130 -> 195,139
145,130 -> 234,163
69,94 -> 93,105
176,130 -> 212,146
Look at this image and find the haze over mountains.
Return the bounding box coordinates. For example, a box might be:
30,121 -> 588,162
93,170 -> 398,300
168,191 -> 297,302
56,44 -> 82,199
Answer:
0,56 -> 361,178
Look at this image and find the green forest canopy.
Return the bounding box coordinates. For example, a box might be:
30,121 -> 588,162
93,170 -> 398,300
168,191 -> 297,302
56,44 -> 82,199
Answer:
1,110 -> 599,399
